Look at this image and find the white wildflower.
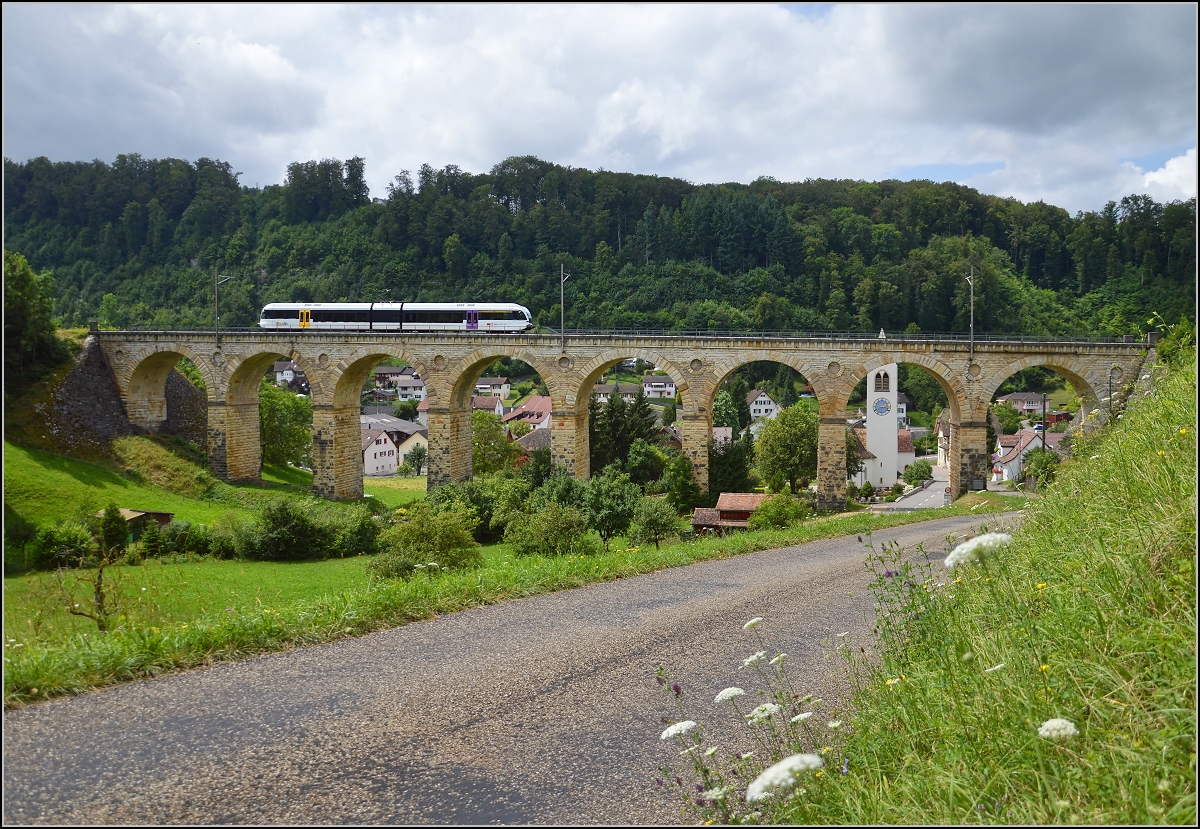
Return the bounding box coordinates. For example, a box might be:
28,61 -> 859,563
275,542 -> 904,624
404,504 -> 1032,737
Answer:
742,650 -> 767,669
944,532 -> 1013,569
827,720 -> 843,730
704,746 -> 719,757
714,687 -> 746,704
701,786 -> 732,802
837,631 -> 848,638
660,720 -> 697,740
746,754 -> 824,802
791,711 -> 814,723
746,703 -> 783,724
744,617 -> 764,630
984,662 -> 1006,673
769,653 -> 787,666
1038,718 -> 1079,740
680,745 -> 700,756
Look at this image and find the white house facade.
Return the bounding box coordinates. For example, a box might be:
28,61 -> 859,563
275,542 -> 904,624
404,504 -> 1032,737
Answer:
642,374 -> 676,398
362,429 -> 399,477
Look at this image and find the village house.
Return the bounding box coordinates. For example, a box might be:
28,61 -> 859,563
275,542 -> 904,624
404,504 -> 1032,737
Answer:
592,383 -> 641,404
360,413 -> 427,453
472,396 -> 507,417
515,426 -> 552,456
995,392 -> 1048,417
691,492 -> 771,536
474,377 -> 511,398
502,395 -> 553,430
362,429 -> 399,477
992,428 -> 1065,482
642,374 -> 676,399
273,360 -> 308,392
746,389 -> 780,421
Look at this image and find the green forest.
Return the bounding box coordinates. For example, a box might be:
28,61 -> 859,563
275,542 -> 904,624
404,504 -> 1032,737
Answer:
3,153 -> 1195,336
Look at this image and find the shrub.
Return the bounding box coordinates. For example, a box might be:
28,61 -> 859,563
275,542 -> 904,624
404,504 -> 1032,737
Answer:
860,480 -> 875,500
331,506 -> 382,558
748,494 -> 811,530
846,481 -> 860,500
29,522 -> 95,570
661,453 -> 701,512
504,500 -> 597,557
629,497 -> 681,549
369,501 -> 482,578
161,521 -> 210,558
890,481 -> 905,497
250,498 -> 334,561
207,513 -> 261,559
902,459 -> 934,486
537,467 -> 587,508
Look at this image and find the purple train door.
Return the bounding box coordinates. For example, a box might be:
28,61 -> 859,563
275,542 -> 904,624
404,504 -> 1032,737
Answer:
465,309 -> 479,330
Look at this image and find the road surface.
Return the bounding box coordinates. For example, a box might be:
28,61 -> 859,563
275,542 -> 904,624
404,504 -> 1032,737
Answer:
3,514 -> 1015,825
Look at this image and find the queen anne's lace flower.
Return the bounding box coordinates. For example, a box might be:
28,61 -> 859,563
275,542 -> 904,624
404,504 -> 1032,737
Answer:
714,687 -> 746,704
769,653 -> 787,666
944,532 -> 1013,569
746,703 -> 783,724
1038,718 -> 1079,740
745,753 -> 824,801
791,711 -> 813,723
744,617 -> 764,630
742,650 -> 767,669
660,720 -> 697,740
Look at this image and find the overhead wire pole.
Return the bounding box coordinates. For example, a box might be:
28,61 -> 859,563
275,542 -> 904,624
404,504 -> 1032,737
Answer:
560,264 -> 570,353
214,266 -> 233,342
965,265 -> 975,364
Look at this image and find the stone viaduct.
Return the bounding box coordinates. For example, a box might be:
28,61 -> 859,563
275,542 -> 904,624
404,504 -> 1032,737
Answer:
93,329 -> 1149,509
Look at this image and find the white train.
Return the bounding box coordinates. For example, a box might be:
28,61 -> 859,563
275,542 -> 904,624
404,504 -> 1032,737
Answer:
258,302 -> 533,333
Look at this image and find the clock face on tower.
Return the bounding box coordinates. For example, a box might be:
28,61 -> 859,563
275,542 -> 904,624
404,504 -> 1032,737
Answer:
872,397 -> 892,417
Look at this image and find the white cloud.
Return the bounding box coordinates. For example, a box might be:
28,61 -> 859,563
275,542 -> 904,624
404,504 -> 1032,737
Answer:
1142,149 -> 1197,203
2,3 -> 1195,213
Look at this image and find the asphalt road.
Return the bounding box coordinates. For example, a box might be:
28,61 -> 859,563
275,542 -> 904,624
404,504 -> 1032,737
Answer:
3,514 -> 1015,826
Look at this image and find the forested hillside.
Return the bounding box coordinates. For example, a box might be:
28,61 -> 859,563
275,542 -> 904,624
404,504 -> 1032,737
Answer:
4,154 -> 1194,336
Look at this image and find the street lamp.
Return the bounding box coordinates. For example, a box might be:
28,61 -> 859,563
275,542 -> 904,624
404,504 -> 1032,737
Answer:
560,264 -> 570,353
214,267 -> 233,340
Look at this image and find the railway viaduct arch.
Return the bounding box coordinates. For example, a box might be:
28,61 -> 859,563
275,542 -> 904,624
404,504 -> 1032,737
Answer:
94,330 -> 1150,508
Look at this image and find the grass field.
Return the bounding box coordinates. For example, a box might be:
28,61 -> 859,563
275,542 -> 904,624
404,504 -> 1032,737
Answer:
3,490 -> 1023,708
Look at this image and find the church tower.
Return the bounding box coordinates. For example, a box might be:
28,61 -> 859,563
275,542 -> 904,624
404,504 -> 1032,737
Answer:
865,362 -> 899,487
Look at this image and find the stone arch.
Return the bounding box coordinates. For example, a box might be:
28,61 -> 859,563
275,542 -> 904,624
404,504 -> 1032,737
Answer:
705,353 -> 818,414
120,343 -> 219,432
567,350 -> 689,484
840,352 -> 966,423
328,346 -> 408,408
444,346 -> 560,410
572,349 -> 688,409
979,355 -> 1100,411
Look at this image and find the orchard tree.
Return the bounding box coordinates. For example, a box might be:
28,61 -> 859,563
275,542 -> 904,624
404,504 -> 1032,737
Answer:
582,465 -> 641,550
629,497 -> 680,550
755,403 -> 818,494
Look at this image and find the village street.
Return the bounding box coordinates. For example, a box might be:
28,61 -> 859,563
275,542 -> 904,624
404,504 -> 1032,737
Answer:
3,514 -> 1016,826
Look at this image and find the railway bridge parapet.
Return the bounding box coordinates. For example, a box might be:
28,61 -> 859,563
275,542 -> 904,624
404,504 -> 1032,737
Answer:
94,329 -> 1150,507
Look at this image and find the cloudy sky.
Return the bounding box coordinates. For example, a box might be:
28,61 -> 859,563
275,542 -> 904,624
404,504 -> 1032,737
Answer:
3,3 -> 1195,214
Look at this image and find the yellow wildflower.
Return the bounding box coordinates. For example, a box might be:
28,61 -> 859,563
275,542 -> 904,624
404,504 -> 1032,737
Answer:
1039,664 -> 1050,673
1036,582 -> 1047,590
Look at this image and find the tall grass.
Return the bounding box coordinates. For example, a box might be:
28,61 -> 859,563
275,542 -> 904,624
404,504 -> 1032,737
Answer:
3,494 -> 1020,709
656,353 -> 1196,825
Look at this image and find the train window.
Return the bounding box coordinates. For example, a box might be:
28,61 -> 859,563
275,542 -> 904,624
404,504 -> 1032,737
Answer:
376,309 -> 402,324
